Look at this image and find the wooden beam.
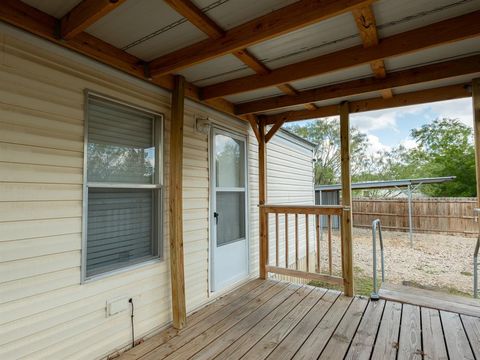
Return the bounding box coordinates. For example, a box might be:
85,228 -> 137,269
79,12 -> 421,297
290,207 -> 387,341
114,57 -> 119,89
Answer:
473,78 -> 480,211
263,84 -> 471,124
339,102 -> 354,297
165,0 -> 316,110
259,120 -> 267,279
235,54 -> 480,114
149,0 -> 374,77
352,5 -> 393,99
164,0 -> 223,39
61,0 -> 127,39
169,75 -> 187,329
246,115 -> 261,143
265,118 -> 286,143
0,0 -> 252,124
201,10 -> 480,99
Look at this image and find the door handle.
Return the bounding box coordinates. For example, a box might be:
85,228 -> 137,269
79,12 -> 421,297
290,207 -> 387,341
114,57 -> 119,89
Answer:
214,212 -> 219,225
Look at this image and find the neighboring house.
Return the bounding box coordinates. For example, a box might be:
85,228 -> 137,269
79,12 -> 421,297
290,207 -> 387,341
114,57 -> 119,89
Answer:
0,24 -> 315,359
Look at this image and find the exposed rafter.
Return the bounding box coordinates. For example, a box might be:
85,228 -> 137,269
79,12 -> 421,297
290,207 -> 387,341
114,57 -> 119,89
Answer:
149,0 -> 375,77
0,0 -> 251,124
201,10 -> 480,100
235,54 -> 480,114
60,0 -> 127,39
164,0 -> 321,111
262,84 -> 472,124
352,5 -> 393,99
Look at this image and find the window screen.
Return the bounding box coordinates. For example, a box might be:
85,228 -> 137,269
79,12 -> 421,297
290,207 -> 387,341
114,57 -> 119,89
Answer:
84,94 -> 162,279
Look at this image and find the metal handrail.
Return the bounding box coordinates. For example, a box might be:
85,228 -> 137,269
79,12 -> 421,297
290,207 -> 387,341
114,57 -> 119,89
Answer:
371,219 -> 385,300
474,236 -> 479,299
474,208 -> 480,298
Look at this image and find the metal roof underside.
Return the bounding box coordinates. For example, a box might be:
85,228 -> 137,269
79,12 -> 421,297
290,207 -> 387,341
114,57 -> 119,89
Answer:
19,0 -> 480,113
315,176 -> 457,191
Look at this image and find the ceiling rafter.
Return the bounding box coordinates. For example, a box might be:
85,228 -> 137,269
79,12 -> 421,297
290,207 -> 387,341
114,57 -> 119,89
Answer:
262,84 -> 471,124
200,10 -> 480,100
352,5 -> 393,99
0,0 -> 252,124
164,0 -> 318,111
60,0 -> 127,39
234,54 -> 480,115
149,0 -> 375,77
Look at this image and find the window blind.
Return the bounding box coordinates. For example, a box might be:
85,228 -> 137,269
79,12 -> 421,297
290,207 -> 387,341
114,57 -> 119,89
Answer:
85,95 -> 161,278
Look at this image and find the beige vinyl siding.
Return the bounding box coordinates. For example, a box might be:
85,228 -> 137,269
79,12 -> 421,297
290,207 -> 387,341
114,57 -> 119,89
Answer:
0,23 -> 314,360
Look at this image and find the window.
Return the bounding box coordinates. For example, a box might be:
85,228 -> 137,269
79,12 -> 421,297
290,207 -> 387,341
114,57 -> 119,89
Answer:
83,93 -> 163,279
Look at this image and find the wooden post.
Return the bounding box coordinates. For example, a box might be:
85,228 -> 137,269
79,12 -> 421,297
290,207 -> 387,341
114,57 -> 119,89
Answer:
340,101 -> 354,296
473,78 -> 480,213
169,75 -> 186,329
259,119 -> 268,279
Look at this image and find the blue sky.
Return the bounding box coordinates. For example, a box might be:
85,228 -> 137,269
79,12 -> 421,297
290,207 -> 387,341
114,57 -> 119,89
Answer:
347,98 -> 474,153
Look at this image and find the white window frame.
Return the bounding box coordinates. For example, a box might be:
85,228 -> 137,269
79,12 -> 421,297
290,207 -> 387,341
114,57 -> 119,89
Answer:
81,90 -> 164,282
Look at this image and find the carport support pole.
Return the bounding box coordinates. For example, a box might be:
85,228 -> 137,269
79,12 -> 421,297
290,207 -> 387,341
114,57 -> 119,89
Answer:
473,79 -> 480,214
473,78 -> 480,297
340,102 -> 354,296
408,184 -> 413,247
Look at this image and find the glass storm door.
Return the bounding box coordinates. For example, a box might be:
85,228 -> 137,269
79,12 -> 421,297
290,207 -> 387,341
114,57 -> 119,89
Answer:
211,128 -> 248,292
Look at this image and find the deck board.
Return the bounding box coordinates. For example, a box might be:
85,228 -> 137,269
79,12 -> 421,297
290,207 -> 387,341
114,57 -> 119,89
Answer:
120,279 -> 480,360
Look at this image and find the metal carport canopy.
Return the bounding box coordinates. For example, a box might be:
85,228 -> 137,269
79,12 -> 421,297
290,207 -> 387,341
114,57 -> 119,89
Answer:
315,176 -> 456,246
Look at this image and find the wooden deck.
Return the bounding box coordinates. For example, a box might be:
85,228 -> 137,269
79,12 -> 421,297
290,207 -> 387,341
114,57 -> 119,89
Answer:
120,279 -> 480,360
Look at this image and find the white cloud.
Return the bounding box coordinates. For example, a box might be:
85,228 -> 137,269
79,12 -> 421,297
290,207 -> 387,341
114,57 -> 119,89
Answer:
366,134 -> 391,154
400,138 -> 417,150
351,110 -> 399,133
419,98 -> 473,127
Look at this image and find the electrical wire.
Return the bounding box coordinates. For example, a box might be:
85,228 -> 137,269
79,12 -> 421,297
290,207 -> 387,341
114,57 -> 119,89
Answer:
129,298 -> 135,348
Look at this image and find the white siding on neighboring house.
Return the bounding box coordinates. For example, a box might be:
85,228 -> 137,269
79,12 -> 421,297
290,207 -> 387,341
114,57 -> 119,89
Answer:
0,24 -> 315,360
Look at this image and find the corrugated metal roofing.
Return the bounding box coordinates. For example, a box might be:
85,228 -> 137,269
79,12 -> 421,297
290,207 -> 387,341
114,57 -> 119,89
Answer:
290,64 -> 374,91
177,54 -> 254,86
224,87 -> 285,104
384,38 -> 480,72
374,0 -> 480,38
86,0 -> 208,60
315,176 -> 456,191
21,0 -> 82,18
17,0 -> 480,109
192,0 -> 299,30
247,12 -> 362,70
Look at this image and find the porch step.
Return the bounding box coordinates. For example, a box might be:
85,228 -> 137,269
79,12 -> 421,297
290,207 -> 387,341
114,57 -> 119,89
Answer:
379,283 -> 480,317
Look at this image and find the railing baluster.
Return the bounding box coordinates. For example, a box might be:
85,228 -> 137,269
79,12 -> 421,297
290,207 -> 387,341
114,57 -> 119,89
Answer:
266,213 -> 269,266
306,214 -> 309,272
316,214 -> 320,272
259,205 -> 347,293
295,214 -> 299,270
328,214 -> 332,275
275,213 -> 279,267
285,213 -> 289,268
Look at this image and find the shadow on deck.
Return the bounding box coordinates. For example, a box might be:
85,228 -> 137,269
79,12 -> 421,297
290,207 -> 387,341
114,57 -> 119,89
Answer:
120,279 -> 480,360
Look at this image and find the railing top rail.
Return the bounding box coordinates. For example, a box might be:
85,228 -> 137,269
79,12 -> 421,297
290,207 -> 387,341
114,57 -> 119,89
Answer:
260,204 -> 345,216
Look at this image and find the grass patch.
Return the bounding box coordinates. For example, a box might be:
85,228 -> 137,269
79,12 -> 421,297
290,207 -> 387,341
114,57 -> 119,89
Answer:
308,267 -> 374,297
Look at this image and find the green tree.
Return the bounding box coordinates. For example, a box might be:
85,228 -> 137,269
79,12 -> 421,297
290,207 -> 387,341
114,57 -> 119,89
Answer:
409,118 -> 476,196
287,118 -> 371,184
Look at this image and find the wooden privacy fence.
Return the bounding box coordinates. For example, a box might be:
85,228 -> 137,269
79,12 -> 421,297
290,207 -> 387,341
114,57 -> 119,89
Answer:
259,204 -> 352,293
352,197 -> 478,236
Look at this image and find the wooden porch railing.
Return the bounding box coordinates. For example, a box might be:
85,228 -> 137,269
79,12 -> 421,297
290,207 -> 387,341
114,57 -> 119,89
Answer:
260,204 -> 353,294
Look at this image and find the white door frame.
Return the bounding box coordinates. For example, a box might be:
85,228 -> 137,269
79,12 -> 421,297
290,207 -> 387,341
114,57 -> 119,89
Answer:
209,126 -> 249,293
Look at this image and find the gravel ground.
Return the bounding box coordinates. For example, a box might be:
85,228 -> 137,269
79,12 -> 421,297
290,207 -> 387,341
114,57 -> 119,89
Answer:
320,227 -> 478,295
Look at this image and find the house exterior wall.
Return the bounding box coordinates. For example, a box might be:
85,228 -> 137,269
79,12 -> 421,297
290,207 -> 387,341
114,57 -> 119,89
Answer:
0,25 -> 314,360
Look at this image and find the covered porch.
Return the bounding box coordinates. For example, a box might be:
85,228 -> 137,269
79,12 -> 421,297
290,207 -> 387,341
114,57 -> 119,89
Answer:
1,0 -> 480,359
